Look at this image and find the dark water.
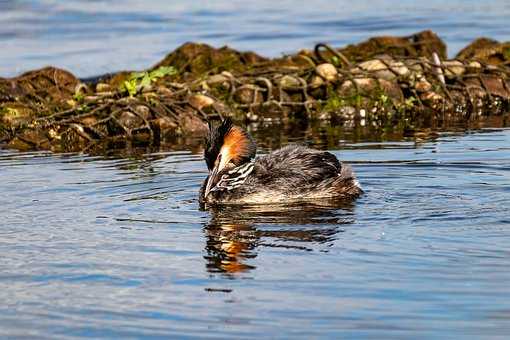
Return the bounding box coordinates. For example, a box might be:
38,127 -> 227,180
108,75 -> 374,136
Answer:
1,128 -> 510,338
1,0 -> 509,77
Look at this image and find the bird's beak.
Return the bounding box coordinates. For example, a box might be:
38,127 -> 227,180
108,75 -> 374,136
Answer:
204,152 -> 229,198
204,165 -> 220,198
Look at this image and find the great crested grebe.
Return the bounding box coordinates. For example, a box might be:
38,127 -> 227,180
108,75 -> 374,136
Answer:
199,118 -> 362,205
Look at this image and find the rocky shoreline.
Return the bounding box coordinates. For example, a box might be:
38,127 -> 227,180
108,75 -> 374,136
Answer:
1,30 -> 509,152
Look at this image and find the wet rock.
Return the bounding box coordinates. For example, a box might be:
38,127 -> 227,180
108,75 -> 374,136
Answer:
153,116 -> 178,131
480,75 -> 510,98
463,78 -> 487,98
6,137 -> 33,151
178,111 -> 208,135
7,130 -> 51,150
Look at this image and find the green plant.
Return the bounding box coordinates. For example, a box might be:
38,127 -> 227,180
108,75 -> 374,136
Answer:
73,92 -> 84,102
379,94 -> 389,105
323,93 -> 345,112
120,66 -> 177,96
404,96 -> 417,108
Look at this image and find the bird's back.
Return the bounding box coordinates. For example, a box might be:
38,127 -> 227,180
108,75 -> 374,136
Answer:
205,145 -> 362,204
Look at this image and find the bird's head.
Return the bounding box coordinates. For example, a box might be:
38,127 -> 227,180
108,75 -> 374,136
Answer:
203,118 -> 256,198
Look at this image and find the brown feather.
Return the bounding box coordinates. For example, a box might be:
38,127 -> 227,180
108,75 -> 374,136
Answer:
221,126 -> 255,165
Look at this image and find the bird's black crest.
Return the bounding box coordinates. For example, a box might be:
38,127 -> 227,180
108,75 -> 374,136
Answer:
204,118 -> 233,170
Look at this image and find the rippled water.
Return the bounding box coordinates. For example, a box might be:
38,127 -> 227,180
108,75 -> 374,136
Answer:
1,0 -> 509,77
1,128 -> 510,338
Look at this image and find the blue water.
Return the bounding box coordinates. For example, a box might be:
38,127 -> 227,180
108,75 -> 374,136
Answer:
1,128 -> 510,338
1,0 -> 509,77
1,1 -> 510,338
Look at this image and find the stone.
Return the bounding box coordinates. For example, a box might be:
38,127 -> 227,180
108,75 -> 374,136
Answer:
234,85 -> 263,104
420,91 -> 443,103
79,116 -> 98,126
415,79 -> 432,92
95,83 -> 111,92
118,111 -> 143,129
134,105 -> 151,120
189,94 -> 215,110
480,75 -> 510,98
279,75 -> 302,90
315,63 -> 338,81
309,75 -> 324,89
389,61 -> 410,78
153,116 -> 178,131
443,60 -> 465,78
358,59 -> 396,80
157,86 -> 173,97
207,74 -> 230,87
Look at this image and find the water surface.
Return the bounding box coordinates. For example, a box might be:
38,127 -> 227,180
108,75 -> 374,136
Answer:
1,0 -> 509,77
1,128 -> 510,338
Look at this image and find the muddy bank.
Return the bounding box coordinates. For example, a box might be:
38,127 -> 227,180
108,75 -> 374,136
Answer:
1,30 -> 509,152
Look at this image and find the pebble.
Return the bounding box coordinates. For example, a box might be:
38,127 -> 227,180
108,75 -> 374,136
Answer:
315,63 -> 338,82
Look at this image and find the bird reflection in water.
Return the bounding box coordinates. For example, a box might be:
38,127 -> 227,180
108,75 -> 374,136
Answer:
203,200 -> 356,276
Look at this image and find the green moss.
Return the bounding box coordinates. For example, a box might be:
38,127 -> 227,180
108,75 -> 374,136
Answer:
504,47 -> 510,59
0,107 -> 20,117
